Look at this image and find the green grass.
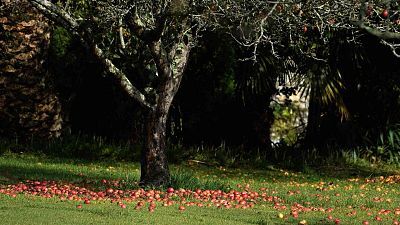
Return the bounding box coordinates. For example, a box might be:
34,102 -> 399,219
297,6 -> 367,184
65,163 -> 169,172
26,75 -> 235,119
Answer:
0,152 -> 400,225
0,195 -> 276,225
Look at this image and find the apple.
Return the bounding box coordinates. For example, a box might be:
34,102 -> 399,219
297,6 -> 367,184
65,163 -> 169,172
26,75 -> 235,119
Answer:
137,201 -> 144,207
382,9 -> 389,18
77,204 -> 82,209
167,187 -> 174,193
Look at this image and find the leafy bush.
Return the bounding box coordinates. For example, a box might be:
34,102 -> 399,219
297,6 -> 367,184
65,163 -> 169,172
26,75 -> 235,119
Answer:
376,125 -> 400,165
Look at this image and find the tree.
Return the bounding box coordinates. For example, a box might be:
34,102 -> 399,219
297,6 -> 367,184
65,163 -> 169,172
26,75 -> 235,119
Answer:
26,0 -> 400,186
27,0 -> 285,186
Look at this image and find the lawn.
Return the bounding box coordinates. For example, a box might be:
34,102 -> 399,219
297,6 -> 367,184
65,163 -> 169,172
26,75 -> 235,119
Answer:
0,153 -> 399,225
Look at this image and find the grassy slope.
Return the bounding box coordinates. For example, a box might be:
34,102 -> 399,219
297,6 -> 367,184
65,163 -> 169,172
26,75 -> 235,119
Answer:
0,153 -> 399,225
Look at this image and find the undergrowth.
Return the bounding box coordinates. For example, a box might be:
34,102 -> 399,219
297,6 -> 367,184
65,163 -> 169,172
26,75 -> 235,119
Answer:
1,134 -> 399,173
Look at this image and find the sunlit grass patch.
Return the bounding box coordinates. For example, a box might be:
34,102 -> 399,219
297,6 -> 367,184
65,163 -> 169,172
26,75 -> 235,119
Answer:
0,153 -> 399,224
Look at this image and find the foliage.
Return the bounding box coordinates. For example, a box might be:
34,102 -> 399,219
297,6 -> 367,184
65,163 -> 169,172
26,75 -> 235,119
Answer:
375,124 -> 400,165
270,101 -> 306,146
0,135 -> 140,161
309,34 -> 400,152
50,26 -> 72,58
170,32 -> 276,151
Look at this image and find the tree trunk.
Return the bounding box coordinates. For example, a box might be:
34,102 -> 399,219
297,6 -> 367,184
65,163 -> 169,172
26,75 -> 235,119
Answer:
140,36 -> 190,186
140,106 -> 170,186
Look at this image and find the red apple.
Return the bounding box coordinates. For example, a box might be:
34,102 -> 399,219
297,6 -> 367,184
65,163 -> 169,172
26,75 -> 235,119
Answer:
167,187 -> 174,193
382,9 -> 389,18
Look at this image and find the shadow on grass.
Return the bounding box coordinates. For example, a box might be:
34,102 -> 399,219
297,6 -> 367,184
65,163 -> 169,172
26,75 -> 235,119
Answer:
0,155 -> 230,190
0,164 -> 93,183
0,154 -> 141,190
311,163 -> 399,179
0,153 -> 399,190
186,159 -> 399,182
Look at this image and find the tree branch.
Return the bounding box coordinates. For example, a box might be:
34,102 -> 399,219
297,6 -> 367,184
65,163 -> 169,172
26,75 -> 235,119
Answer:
355,0 -> 400,40
380,40 -> 400,58
125,9 -> 167,43
148,40 -> 171,79
29,0 -> 79,34
91,44 -> 155,110
118,17 -> 126,49
358,22 -> 400,40
28,0 -> 154,110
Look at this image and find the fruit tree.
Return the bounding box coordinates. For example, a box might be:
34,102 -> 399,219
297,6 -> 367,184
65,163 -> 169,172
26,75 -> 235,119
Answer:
26,0 -> 400,186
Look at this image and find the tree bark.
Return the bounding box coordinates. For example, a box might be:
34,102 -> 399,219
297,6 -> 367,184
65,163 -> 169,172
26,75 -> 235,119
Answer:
140,36 -> 190,186
140,77 -> 183,186
140,104 -> 170,186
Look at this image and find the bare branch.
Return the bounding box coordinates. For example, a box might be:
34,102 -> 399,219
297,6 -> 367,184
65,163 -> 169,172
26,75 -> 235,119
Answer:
28,0 -> 154,110
380,40 -> 400,58
357,22 -> 400,40
355,0 -> 400,40
148,40 -> 171,79
118,17 -> 126,49
126,9 -> 167,43
91,44 -> 155,109
29,0 -> 79,34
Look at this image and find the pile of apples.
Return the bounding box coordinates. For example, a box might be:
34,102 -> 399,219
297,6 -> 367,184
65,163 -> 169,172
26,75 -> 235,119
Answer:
1,179 -> 400,224
0,179 -> 286,212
